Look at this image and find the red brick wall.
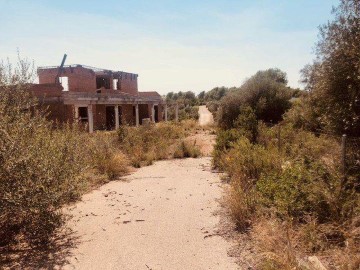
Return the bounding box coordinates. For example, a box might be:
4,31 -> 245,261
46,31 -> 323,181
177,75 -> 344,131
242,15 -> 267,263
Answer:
119,73 -> 138,95
29,83 -> 63,97
121,104 -> 135,125
38,66 -> 139,95
94,104 -> 107,130
139,104 -> 150,123
38,66 -> 96,92
37,102 -> 73,124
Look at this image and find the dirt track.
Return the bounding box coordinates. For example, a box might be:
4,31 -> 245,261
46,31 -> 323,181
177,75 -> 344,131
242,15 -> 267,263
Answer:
63,157 -> 237,270
198,105 -> 214,126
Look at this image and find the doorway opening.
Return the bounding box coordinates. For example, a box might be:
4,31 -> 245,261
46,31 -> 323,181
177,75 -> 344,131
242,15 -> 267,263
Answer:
154,105 -> 159,122
78,107 -> 88,123
106,106 -> 115,130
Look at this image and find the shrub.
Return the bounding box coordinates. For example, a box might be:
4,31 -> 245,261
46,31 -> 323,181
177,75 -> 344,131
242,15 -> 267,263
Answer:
216,121 -> 359,268
233,106 -> 258,143
173,140 -> 201,158
223,137 -> 281,190
217,69 -> 293,129
117,122 -> 185,167
0,57 -> 89,246
212,129 -> 242,168
0,103 -> 88,245
88,132 -> 128,181
228,182 -> 257,231
257,161 -> 339,222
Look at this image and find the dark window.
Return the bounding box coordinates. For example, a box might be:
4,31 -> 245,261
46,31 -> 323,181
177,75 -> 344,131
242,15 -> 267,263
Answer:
96,76 -> 110,89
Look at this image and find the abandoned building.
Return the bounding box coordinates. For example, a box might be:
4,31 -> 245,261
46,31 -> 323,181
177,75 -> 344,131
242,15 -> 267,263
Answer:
29,63 -> 170,132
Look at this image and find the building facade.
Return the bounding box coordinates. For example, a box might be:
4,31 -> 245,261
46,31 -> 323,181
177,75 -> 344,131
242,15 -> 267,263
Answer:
30,64 -> 168,132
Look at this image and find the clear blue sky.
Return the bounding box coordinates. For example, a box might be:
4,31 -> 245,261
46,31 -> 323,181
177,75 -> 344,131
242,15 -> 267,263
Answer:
0,0 -> 338,94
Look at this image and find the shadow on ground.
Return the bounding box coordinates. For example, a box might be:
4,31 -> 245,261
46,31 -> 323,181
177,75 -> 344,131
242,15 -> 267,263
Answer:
0,228 -> 79,269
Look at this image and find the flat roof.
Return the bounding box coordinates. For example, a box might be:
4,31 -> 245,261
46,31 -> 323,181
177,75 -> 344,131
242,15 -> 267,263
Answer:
37,64 -> 137,76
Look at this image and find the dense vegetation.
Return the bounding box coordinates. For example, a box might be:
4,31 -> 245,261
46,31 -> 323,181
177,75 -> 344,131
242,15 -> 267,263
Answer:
165,91 -> 200,121
213,1 -> 360,268
216,68 -> 295,129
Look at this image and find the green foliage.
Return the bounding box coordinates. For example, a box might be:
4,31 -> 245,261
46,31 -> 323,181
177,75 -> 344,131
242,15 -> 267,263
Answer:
252,68 -> 288,85
216,92 -> 243,130
224,137 -> 281,190
204,86 -> 229,101
212,128 -> 242,168
234,106 -> 258,143
217,68 -> 293,129
166,91 -> 200,121
301,0 -> 360,136
257,162 -> 335,221
283,96 -> 321,131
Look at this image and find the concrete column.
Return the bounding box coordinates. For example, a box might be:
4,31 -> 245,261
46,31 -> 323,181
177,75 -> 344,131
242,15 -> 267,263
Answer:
115,105 -> 120,130
175,103 -> 179,122
74,105 -> 79,122
164,104 -> 168,121
152,104 -> 156,122
135,104 -> 139,127
87,105 -> 94,133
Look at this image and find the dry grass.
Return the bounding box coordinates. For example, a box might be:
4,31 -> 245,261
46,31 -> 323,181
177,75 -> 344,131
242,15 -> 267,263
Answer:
173,140 -> 201,158
250,218 -> 298,270
117,121 -> 204,166
87,132 -> 129,181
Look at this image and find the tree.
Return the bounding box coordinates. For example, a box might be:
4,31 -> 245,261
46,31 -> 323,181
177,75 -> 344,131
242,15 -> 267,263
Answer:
302,0 -> 360,136
217,68 -> 293,129
205,86 -> 229,101
252,68 -> 288,85
197,91 -> 205,100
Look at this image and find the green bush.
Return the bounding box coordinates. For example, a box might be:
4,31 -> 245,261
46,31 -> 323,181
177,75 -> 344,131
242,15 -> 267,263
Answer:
257,162 -> 337,221
223,136 -> 281,191
233,106 -> 258,143
217,68 -> 293,129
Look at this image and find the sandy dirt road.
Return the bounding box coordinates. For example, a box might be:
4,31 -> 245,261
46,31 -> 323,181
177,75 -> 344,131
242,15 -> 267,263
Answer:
198,105 -> 214,126
63,158 -> 237,270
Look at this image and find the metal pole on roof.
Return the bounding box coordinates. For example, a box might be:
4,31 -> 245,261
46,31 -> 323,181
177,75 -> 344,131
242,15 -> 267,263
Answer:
55,54 -> 67,84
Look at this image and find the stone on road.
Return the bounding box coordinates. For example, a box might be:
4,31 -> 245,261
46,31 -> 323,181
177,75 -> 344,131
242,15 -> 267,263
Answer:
64,158 -> 237,270
198,105 -> 214,126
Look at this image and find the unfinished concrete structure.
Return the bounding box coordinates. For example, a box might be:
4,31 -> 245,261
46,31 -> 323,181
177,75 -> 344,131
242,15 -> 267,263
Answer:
30,64 -> 168,132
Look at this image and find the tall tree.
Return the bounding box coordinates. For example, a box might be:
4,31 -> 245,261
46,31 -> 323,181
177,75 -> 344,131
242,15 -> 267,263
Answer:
302,0 -> 360,136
